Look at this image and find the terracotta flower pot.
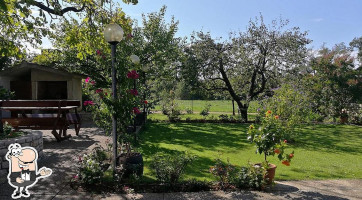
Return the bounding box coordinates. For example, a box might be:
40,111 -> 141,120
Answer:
255,163 -> 277,184
265,163 -> 277,184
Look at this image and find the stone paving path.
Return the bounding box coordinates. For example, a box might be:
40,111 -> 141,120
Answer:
0,124 -> 361,200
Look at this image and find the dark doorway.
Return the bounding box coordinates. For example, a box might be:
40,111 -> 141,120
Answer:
10,81 -> 32,100
38,81 -> 67,100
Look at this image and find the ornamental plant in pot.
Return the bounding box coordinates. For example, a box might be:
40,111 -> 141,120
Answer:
117,133 -> 144,178
247,110 -> 295,184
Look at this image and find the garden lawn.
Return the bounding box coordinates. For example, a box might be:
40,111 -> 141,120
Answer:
153,100 -> 259,113
138,123 -> 362,182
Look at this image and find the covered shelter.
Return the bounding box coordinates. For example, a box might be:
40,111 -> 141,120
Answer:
0,62 -> 85,101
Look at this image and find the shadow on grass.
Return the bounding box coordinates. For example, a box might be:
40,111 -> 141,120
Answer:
140,122 -> 249,151
294,124 -> 362,154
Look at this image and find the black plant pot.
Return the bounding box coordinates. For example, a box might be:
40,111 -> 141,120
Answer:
135,113 -> 145,126
117,152 -> 144,178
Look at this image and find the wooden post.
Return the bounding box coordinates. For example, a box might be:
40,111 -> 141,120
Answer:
232,100 -> 235,116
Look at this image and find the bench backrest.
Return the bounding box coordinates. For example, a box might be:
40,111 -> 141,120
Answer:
0,100 -> 81,108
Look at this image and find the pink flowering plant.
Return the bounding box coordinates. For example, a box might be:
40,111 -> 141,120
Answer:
247,110 -> 295,166
82,68 -> 142,137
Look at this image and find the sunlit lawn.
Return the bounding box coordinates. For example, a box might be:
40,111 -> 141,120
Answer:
138,123 -> 362,182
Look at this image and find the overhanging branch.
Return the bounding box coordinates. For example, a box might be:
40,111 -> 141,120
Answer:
29,0 -> 86,16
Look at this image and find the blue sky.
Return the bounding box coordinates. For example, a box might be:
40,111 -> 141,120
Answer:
120,0 -> 362,49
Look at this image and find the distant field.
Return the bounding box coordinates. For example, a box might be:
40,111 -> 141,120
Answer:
148,113 -> 257,121
153,100 -> 259,113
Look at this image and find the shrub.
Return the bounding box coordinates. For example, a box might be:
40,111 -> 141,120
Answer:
200,103 -> 211,117
209,158 -> 235,189
185,107 -> 193,114
231,162 -> 267,190
218,114 -> 229,122
149,152 -> 196,185
3,121 -> 13,136
0,87 -> 15,100
75,146 -> 111,185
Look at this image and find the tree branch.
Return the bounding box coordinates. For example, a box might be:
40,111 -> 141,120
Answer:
29,0 -> 86,16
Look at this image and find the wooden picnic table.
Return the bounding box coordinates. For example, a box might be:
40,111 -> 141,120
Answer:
0,100 -> 81,142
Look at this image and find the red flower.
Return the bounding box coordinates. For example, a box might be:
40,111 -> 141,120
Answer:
95,89 -> 103,94
127,70 -> 139,79
83,101 -> 94,106
282,160 -> 290,166
128,89 -> 138,96
144,100 -> 148,104
274,115 -> 279,119
90,80 -> 96,85
284,140 -> 288,143
85,77 -> 90,83
133,107 -> 141,114
96,50 -> 102,55
289,153 -> 294,158
267,110 -> 272,114
274,149 -> 280,154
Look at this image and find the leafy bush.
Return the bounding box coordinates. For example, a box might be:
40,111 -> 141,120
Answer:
0,87 -> 15,100
3,121 -> 13,136
185,107 -> 193,114
149,152 -> 196,185
218,114 -> 229,121
75,146 -> 111,185
209,158 -> 235,189
200,103 -> 211,117
231,162 -> 267,190
257,83 -> 320,125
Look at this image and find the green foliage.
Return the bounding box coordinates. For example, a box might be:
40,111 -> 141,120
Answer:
0,87 -> 15,100
257,83 -> 321,124
182,15 -> 310,122
185,107 -> 193,114
209,157 -> 235,189
247,111 -> 295,165
302,45 -> 361,121
149,152 -> 196,185
76,146 -> 111,185
231,162 -> 267,190
199,103 -> 211,117
2,121 -> 13,136
160,90 -> 181,122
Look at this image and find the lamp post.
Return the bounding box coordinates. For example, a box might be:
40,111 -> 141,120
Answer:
104,23 -> 124,176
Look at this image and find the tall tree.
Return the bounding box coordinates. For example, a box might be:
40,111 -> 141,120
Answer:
0,0 -> 137,67
185,16 -> 310,121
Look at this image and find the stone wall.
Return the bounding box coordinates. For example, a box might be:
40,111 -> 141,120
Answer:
0,131 -> 43,183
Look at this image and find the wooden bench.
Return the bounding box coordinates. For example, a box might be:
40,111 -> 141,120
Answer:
0,100 -> 81,142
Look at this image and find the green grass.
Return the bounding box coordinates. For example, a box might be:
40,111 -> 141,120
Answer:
154,100 -> 259,113
138,123 -> 362,181
148,113 -> 257,121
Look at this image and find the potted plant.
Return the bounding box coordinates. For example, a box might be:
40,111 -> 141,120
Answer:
117,134 -> 143,178
247,110 -> 294,184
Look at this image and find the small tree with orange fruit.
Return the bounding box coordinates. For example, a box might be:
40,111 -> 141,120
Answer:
247,110 -> 294,166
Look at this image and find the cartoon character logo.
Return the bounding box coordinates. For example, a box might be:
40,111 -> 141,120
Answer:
5,143 -> 52,199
